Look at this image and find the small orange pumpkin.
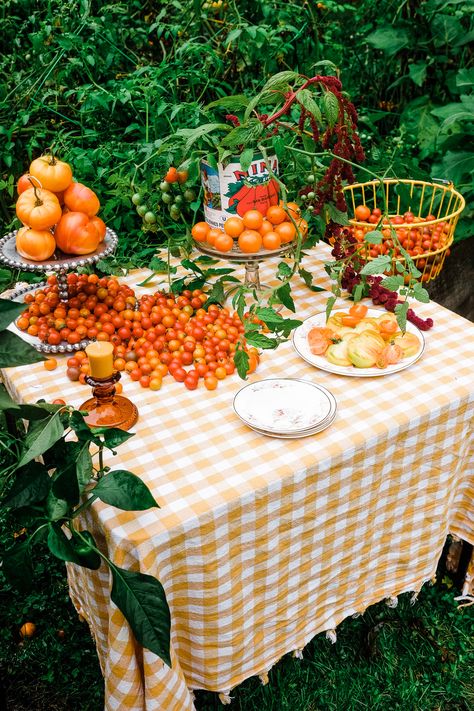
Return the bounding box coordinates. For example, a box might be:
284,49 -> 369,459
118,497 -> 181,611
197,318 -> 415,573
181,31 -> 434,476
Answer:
16,226 -> 56,261
16,187 -> 62,230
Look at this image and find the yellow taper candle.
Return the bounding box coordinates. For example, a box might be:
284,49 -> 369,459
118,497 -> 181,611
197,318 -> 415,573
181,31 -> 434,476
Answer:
85,341 -> 114,379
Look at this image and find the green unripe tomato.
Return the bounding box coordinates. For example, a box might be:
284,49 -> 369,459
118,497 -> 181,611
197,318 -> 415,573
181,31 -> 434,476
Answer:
162,193 -> 173,204
169,205 -> 181,220
144,211 -> 157,224
184,189 -> 196,202
300,194 -> 307,201
307,191 -> 316,200
174,195 -> 184,206
307,205 -> 315,212
159,181 -> 171,193
307,174 -> 315,183
131,193 -> 143,206
136,204 -> 148,217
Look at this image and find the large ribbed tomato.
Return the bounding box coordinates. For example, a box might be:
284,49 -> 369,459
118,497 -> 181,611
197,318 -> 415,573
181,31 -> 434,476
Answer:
64,182 -> 100,217
90,215 -> 106,242
17,174 -> 42,195
16,188 -> 62,230
29,155 -> 73,192
54,212 -> 101,255
16,226 -> 56,261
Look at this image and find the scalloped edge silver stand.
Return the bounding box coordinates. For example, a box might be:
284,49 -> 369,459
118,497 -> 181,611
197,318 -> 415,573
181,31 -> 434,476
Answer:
1,228 -> 118,353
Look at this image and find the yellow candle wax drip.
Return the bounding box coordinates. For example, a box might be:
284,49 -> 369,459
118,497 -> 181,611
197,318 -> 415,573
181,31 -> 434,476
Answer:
86,341 -> 114,379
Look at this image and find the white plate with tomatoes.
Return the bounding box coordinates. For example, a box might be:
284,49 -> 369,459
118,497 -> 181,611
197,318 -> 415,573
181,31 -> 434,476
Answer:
292,307 -> 425,377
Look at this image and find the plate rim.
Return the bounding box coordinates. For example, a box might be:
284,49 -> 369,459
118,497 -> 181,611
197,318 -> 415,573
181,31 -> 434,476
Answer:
291,308 -> 426,378
233,376 -> 337,433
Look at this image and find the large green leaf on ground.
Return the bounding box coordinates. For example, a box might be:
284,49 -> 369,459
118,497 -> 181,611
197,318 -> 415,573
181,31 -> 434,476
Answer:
0,299 -> 27,330
110,565 -> 171,666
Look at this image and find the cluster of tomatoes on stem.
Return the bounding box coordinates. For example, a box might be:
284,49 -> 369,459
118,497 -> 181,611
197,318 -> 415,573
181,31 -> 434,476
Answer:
191,202 -> 308,254
131,166 -> 196,228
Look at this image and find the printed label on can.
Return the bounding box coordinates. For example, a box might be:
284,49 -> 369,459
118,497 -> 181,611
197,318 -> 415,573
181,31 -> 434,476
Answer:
201,154 -> 279,229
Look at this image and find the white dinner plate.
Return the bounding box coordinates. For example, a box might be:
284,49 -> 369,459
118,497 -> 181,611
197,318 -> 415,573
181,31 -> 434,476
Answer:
233,377 -> 337,435
292,308 -> 425,377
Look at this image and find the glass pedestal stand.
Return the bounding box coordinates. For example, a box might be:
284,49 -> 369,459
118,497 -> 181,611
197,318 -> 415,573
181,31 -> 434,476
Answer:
195,241 -> 293,304
0,228 -> 118,354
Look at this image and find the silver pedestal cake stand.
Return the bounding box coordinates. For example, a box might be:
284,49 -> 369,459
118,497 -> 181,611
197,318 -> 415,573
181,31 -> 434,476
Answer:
1,228 -> 118,353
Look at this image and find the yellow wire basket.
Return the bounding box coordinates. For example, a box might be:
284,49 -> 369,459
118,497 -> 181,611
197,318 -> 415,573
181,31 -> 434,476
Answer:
343,179 -> 465,283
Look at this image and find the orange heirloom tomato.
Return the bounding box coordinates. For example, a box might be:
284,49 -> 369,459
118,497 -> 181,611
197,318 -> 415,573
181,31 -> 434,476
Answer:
64,182 -> 100,217
164,167 -> 179,183
16,187 -> 62,230
29,155 -> 73,192
54,212 -> 101,255
307,327 -> 332,355
17,173 -> 41,195
341,315 -> 360,328
16,226 -> 56,261
348,303 -> 368,319
90,215 -> 107,242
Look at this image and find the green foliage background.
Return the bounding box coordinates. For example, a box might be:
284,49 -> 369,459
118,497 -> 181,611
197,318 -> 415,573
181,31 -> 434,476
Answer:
0,0 -> 472,252
0,1 -> 473,707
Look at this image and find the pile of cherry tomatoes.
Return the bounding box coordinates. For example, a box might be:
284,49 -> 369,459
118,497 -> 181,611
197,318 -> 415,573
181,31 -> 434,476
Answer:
191,203 -> 308,254
351,204 -> 451,271
17,274 -> 259,390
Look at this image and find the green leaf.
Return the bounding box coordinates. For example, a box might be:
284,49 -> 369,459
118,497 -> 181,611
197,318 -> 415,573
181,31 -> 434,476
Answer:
220,119 -> 264,149
0,298 -> 28,330
0,330 -> 46,367
432,150 -> 474,185
261,71 -> 299,92
408,62 -> 427,87
7,403 -> 61,420
277,262 -> 292,280
245,332 -> 278,350
325,296 -> 337,321
274,283 -> 296,312
431,14 -> 464,48
239,147 -> 254,172
92,470 -> 159,511
76,442 -> 93,493
412,283 -> 430,304
360,256 -> 392,275
395,301 -> 409,332
110,565 -> 171,666
45,490 -> 69,521
2,462 -> 51,509
203,280 -> 225,307
365,230 -> 383,245
18,412 -> 65,468
234,348 -> 250,380
51,441 -> 86,506
381,275 -> 404,291
93,428 -> 135,450
299,267 -> 325,292
70,411 -> 102,446
322,91 -> 340,128
1,540 -> 34,592
296,89 -> 322,123
366,28 -> 410,55
401,97 -> 439,154
205,94 -> 249,110
0,383 -> 19,411
456,67 -> 474,90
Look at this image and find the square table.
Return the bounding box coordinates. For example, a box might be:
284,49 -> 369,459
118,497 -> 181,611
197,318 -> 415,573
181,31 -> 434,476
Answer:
2,244 -> 473,710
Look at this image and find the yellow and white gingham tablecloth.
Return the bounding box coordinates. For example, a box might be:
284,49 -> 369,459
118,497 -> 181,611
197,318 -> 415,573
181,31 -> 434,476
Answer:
2,244 -> 473,710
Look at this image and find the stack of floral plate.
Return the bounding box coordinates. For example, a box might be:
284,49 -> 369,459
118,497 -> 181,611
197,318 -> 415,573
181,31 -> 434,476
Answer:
233,378 -> 337,438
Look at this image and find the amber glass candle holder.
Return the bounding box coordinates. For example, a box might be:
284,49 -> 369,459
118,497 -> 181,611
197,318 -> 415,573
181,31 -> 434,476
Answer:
79,371 -> 138,431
